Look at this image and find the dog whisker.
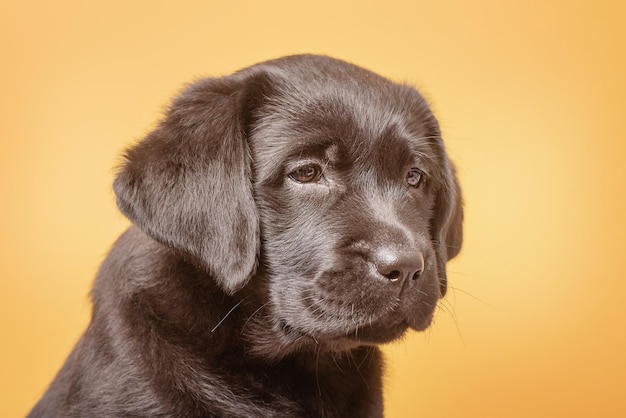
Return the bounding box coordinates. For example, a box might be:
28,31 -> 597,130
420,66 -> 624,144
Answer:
430,239 -> 463,251
447,284 -> 491,307
241,301 -> 270,334
331,351 -> 346,374
315,346 -> 323,397
437,299 -> 466,347
211,297 -> 249,333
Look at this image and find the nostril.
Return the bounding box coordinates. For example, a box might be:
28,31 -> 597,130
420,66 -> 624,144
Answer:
412,255 -> 425,280
385,270 -> 402,282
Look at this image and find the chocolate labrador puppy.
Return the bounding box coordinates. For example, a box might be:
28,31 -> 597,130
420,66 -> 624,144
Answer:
29,54 -> 463,417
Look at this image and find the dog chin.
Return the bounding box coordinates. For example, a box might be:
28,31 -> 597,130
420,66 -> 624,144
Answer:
343,321 -> 411,345
300,324 -> 411,352
322,313 -> 435,348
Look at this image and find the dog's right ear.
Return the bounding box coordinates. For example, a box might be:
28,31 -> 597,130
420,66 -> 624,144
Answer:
113,71 -> 270,294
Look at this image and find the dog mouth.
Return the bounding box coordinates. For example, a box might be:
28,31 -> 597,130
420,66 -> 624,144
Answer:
306,284 -> 439,344
278,306 -> 435,348
277,319 -> 409,349
343,309 -> 435,344
267,268 -> 441,352
245,303 -> 436,360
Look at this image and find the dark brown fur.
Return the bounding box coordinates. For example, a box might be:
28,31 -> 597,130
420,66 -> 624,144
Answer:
29,55 -> 463,417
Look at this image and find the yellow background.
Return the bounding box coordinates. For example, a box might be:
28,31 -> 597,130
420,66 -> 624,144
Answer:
2,1 -> 625,416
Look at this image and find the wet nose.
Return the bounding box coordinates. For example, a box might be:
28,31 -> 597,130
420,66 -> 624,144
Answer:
374,249 -> 425,284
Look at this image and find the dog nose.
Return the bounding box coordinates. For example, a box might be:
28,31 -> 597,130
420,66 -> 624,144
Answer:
374,249 -> 425,284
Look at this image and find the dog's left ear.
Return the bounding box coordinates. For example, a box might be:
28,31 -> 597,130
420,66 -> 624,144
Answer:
114,73 -> 268,294
432,163 -> 464,297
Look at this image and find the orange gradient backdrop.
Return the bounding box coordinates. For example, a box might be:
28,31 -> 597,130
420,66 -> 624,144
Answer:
2,1 -> 625,417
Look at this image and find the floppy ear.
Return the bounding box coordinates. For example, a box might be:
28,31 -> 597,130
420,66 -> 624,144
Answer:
113,75 -> 264,294
432,163 -> 464,297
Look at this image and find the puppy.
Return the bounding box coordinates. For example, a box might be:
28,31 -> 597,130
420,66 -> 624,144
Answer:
29,54 -> 463,417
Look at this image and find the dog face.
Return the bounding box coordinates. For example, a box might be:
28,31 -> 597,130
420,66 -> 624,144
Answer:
114,55 -> 462,359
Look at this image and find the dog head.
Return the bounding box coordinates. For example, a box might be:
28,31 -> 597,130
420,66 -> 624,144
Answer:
114,55 -> 463,357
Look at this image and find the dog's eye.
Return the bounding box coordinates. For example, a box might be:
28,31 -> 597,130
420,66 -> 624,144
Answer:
406,169 -> 425,188
288,164 -> 323,183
